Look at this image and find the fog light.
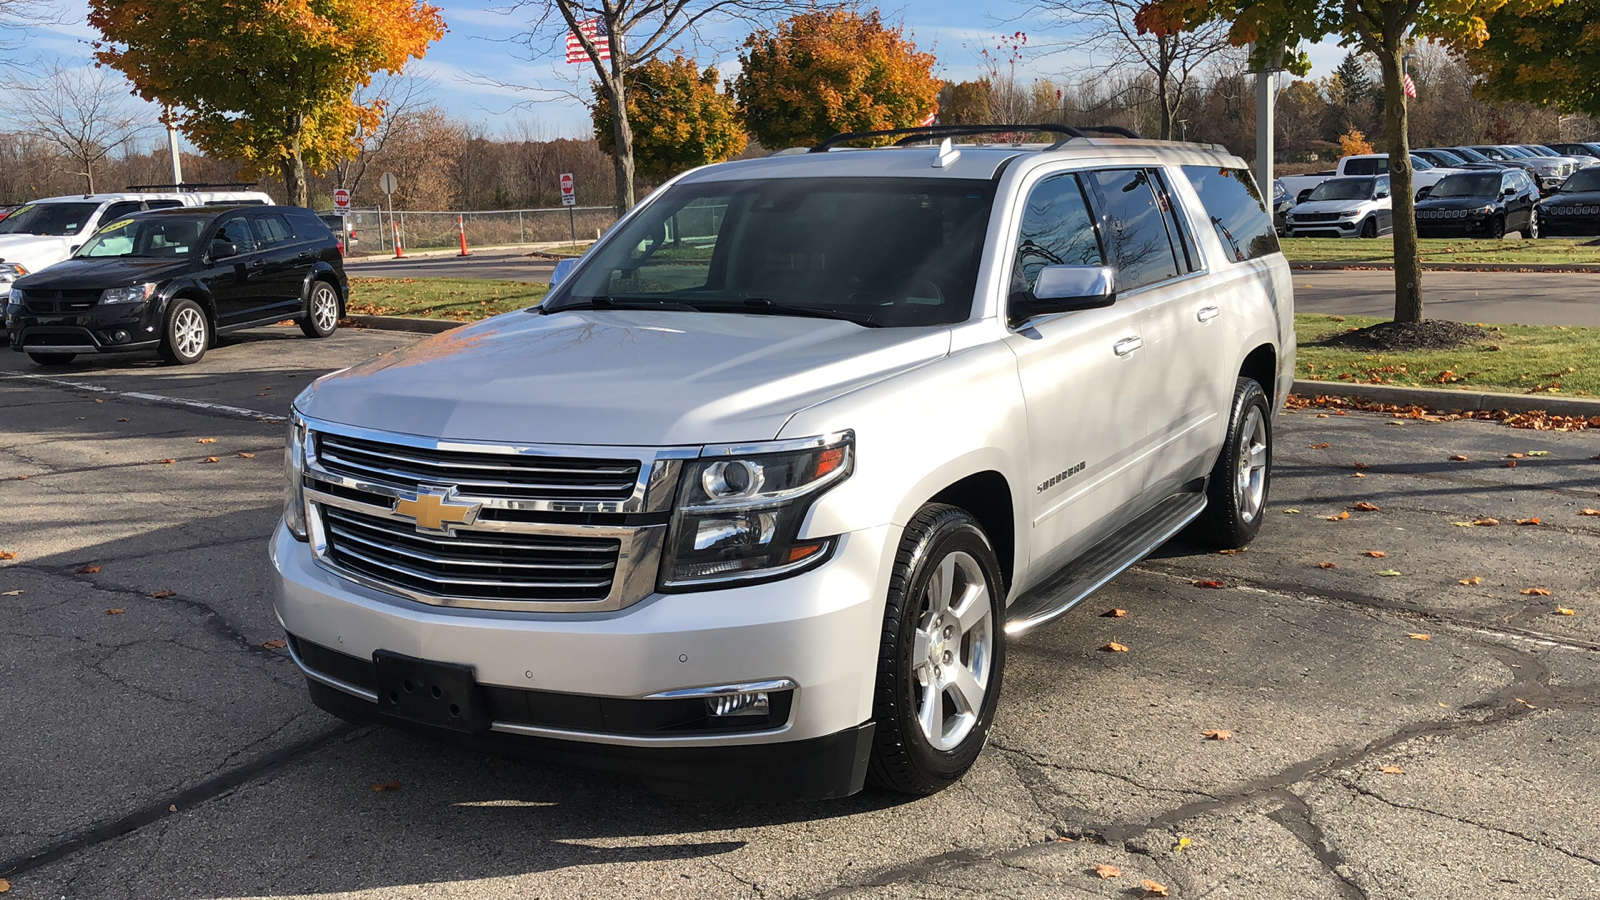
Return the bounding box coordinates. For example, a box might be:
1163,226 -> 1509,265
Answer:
707,691 -> 770,717
110,330 -> 129,343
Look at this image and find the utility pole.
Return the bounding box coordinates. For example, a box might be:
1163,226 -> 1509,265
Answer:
1250,43 -> 1283,200
163,107 -> 183,185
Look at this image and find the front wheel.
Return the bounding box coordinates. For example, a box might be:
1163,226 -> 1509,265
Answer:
1190,378 -> 1272,549
159,298 -> 209,365
1359,217 -> 1378,238
868,504 -> 1006,795
27,352 -> 76,366
1487,215 -> 1506,239
299,281 -> 340,338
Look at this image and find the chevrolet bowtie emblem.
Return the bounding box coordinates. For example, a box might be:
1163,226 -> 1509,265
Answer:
394,485 -> 481,534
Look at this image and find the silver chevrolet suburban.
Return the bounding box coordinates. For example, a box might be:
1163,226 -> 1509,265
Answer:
271,125 -> 1294,800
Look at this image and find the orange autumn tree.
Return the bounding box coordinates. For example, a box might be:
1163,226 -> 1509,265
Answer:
734,9 -> 940,150
89,0 -> 445,206
592,55 -> 747,181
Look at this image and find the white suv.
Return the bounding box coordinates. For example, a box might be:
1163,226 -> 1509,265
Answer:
272,126 -> 1294,800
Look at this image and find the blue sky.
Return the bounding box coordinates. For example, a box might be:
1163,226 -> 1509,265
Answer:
14,0 -> 1350,142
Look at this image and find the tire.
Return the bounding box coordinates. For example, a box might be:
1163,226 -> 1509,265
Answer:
299,281 -> 340,338
1487,215 -> 1506,239
27,352 -> 75,365
1190,378 -> 1272,550
1359,217 -> 1378,238
1522,209 -> 1539,240
867,504 -> 1006,796
158,298 -> 209,365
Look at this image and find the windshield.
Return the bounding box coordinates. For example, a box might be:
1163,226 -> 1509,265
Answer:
0,202 -> 99,236
1451,147 -> 1492,163
1501,147 -> 1536,158
1558,168 -> 1600,192
1307,178 -> 1376,201
1426,150 -> 1467,166
1525,146 -> 1557,157
545,178 -> 996,327
76,215 -> 207,259
1429,173 -> 1502,198
1411,156 -> 1435,170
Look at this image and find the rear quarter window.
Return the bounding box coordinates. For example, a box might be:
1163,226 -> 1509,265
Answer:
1181,166 -> 1281,263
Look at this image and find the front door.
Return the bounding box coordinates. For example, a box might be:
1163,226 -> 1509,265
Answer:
206,213 -> 267,326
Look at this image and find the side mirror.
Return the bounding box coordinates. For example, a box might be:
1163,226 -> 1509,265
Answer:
208,240 -> 237,260
1375,189 -> 1390,199
549,256 -> 579,288
1011,266 -> 1115,326
1502,188 -> 1517,197
1414,186 -> 1431,200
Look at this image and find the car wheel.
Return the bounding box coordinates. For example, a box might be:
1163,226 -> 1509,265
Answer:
299,281 -> 340,338
1359,217 -> 1378,238
27,352 -> 76,366
158,298 -> 209,365
1190,377 -> 1272,550
868,503 -> 1006,796
1487,215 -> 1506,239
1523,210 -> 1539,240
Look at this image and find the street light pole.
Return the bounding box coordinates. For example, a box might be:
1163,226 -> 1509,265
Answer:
163,107 -> 183,185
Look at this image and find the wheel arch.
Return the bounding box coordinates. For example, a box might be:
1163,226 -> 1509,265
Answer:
160,282 -> 217,333
303,263 -> 346,313
1238,342 -> 1279,407
925,471 -> 1016,594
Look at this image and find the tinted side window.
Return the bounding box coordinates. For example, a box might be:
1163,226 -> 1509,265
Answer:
145,200 -> 183,210
1084,168 -> 1180,291
215,215 -> 258,254
1010,173 -> 1102,297
1149,169 -> 1199,274
254,214 -> 294,246
1181,165 -> 1280,264
102,201 -> 143,223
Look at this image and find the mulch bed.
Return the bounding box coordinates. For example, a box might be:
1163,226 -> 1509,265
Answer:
1314,319 -> 1491,352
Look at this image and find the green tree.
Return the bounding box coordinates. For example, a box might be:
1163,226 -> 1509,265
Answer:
1141,0 -> 1556,324
1331,51 -> 1372,107
734,9 -> 940,150
937,79 -> 993,125
1470,0 -> 1600,118
89,0 -> 445,206
592,55 -> 746,181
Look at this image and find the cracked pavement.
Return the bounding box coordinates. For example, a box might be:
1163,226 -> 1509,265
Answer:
2,325 -> 1598,898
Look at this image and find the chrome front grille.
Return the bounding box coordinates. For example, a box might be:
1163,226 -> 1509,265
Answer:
301,418 -> 694,612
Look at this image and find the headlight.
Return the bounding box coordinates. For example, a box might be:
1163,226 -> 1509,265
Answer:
661,432 -> 853,587
284,413 -> 309,540
1339,210 -> 1360,218
100,283 -> 156,305
0,263 -> 27,284
1479,205 -> 1495,215
8,287 -> 20,304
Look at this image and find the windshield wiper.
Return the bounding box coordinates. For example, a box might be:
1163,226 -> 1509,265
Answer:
543,295 -> 700,313
726,297 -> 879,327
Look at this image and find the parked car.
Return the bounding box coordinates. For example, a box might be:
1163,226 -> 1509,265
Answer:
6,205 -> 345,366
318,213 -> 357,253
1516,144 -> 1593,171
1283,175 -> 1392,238
1278,153 -> 1465,205
1414,169 -> 1540,239
1545,142 -> 1600,163
1537,166 -> 1600,236
0,187 -> 271,287
1271,178 -> 1292,234
1467,146 -> 1569,191
270,125 -> 1295,800
1412,148 -> 1507,173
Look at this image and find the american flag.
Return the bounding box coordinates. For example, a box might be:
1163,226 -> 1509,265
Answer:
1403,73 -> 1417,99
565,17 -> 610,64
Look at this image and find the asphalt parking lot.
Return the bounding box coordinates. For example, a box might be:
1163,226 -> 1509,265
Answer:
3,326 -> 1599,899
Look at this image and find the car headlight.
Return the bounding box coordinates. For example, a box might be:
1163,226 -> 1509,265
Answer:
1479,205 -> 1496,215
8,287 -> 20,304
0,263 -> 27,284
284,413 -> 309,540
100,283 -> 156,305
661,432 -> 853,588
1340,210 -> 1360,218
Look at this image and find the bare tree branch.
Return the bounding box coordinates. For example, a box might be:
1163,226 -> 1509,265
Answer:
2,60 -> 152,192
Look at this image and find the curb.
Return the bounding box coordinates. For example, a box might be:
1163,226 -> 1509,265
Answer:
1291,261 -> 1600,273
345,315 -> 462,334
1292,379 -> 1600,417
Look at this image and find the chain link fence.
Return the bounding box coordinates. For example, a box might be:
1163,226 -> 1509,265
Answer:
327,206 -> 620,253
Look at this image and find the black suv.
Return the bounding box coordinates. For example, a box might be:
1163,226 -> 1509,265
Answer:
6,205 -> 346,366
1415,169 -> 1540,239
1539,166 -> 1600,236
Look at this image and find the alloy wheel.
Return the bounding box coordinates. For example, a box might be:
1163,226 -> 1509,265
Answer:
1234,406 -> 1268,524
313,287 -> 338,333
173,307 -> 206,359
910,550 -> 994,752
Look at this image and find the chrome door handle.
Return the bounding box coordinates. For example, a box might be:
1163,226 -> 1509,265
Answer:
1113,336 -> 1143,357
1197,305 -> 1220,323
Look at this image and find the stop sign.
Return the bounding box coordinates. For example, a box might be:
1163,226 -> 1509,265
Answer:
333,188 -> 351,210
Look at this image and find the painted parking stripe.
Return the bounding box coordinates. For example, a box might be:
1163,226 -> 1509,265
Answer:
0,371 -> 287,423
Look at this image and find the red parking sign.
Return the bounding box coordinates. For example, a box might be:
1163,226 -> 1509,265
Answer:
560,173 -> 575,207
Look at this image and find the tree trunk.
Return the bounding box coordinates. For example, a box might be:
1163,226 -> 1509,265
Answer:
1156,38 -> 1173,140
609,78 -> 636,213
281,113 -> 309,207
1376,44 -> 1422,323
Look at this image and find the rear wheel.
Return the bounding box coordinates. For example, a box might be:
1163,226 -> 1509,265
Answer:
27,352 -> 75,366
868,504 -> 1005,795
299,281 -> 340,338
159,298 -> 208,365
1190,378 -> 1272,549
1359,217 -> 1378,238
1522,209 -> 1539,240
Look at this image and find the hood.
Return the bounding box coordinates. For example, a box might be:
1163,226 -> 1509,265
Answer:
1416,196 -> 1498,211
16,257 -> 191,290
1290,197 -> 1379,214
0,234 -> 71,271
1543,190 -> 1600,206
295,308 -> 953,446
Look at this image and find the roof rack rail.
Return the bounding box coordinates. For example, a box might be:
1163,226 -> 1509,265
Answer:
124,182 -> 259,192
811,123 -> 1144,152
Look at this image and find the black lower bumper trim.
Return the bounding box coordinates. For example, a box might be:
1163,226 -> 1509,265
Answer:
306,679 -> 875,801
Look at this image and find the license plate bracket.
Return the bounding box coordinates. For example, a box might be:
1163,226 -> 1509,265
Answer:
372,650 -> 491,733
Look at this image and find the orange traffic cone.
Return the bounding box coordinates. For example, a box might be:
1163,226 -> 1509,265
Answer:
392,220 -> 404,259
457,214 -> 471,257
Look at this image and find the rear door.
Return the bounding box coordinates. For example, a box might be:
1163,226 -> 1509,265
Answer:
251,212 -> 310,320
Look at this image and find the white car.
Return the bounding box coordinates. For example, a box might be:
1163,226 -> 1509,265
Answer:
0,188 -> 272,285
271,126 -> 1295,800
1284,175 -> 1393,238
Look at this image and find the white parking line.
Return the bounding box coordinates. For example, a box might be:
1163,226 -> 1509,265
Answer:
0,371 -> 287,423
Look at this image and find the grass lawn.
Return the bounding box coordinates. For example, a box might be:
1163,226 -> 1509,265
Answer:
347,277 -> 548,321
1295,314 -> 1600,396
1280,236 -> 1600,265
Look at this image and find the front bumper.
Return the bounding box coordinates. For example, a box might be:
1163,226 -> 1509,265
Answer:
1416,216 -> 1500,238
271,520 -> 895,797
1539,213 -> 1600,236
1285,218 -> 1361,238
7,302 -> 161,355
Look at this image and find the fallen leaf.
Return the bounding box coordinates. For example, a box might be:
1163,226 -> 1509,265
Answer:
2,590 -> 21,596
1053,836 -> 1075,842
1516,698 -> 1539,709
1316,413 -> 1329,418
1284,508 -> 1301,514
0,551 -> 15,560
1142,880 -> 1171,898
1459,576 -> 1482,586
0,876 -> 9,892
1174,837 -> 1193,852
1449,454 -> 1469,461
1101,608 -> 1127,618
94,398 -> 102,403
1376,569 -> 1402,577
1202,729 -> 1232,740
14,475 -> 25,480
1192,579 -> 1225,589
105,608 -> 125,615
1474,518 -> 1500,527
262,638 -> 287,650
1353,502 -> 1381,512
1365,550 -> 1387,558
201,456 -> 220,464
196,437 -> 218,444
1317,562 -> 1337,569
1451,521 -> 1476,527
1100,641 -> 1129,653
237,452 -> 256,459
1327,511 -> 1350,521
1092,864 -> 1122,879
169,804 -> 177,812
77,565 -> 100,574
1580,510 -> 1600,517
1352,471 -> 1367,478
1409,633 -> 1431,641
1352,461 -> 1371,470
1310,442 -> 1331,449
152,590 -> 175,598
1218,548 -> 1240,555
1506,452 -> 1525,459
1517,517 -> 1541,526
1527,450 -> 1550,457
1557,607 -> 1576,616
1380,765 -> 1404,775
371,781 -> 403,792
1503,461 -> 1518,468
117,417 -> 130,423
159,458 -> 176,465
1521,588 -> 1552,596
